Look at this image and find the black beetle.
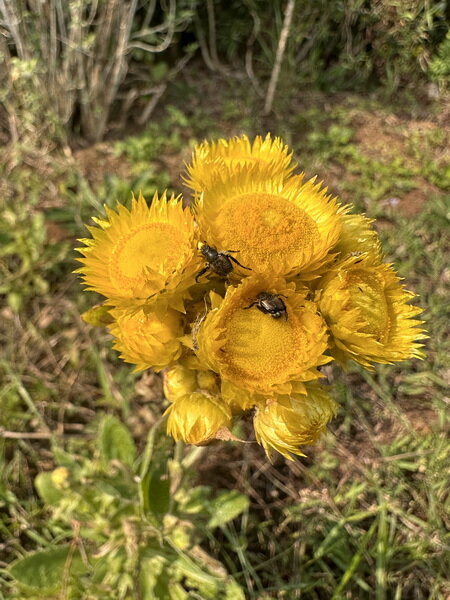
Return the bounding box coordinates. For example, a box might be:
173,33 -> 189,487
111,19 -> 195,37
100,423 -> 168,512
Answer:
195,242 -> 251,282
244,292 -> 288,320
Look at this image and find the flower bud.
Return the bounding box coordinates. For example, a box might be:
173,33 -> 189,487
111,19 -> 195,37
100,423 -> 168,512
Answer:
196,370 -> 218,392
166,392 -> 232,446
163,365 -> 196,403
254,386 -> 338,460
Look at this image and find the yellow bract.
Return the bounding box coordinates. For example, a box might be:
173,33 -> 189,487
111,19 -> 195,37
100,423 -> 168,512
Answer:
185,133 -> 295,193
317,256 -> 426,367
108,307 -> 183,372
76,192 -> 198,310
254,385 -> 338,460
220,380 -> 264,412
334,213 -> 382,261
165,392 -> 232,445
81,304 -> 114,327
194,169 -> 344,277
197,275 -> 331,395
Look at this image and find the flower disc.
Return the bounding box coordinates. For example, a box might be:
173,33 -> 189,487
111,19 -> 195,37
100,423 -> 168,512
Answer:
185,133 -> 295,193
317,256 -> 426,367
109,306 -> 183,372
76,192 -> 198,309
195,170 -> 344,277
197,275 -> 331,395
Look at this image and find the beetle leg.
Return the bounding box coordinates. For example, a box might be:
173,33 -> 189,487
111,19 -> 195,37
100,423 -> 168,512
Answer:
228,255 -> 252,270
243,301 -> 258,310
195,265 -> 210,283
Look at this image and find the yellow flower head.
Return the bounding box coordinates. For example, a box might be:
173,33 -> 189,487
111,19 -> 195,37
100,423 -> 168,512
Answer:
165,392 -> 232,445
108,307 -> 183,372
185,133 -> 295,193
196,275 -> 331,396
254,385 -> 338,460
334,213 -> 382,262
163,364 -> 218,403
317,255 -> 426,368
76,192 -> 198,310
195,169 -> 344,277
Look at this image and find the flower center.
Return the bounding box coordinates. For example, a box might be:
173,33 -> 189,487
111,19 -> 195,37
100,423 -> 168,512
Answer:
109,223 -> 187,292
348,270 -> 391,342
215,193 -> 319,271
221,305 -> 306,387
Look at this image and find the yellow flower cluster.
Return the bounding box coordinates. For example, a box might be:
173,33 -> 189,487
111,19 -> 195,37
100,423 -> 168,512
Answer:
76,134 -> 426,460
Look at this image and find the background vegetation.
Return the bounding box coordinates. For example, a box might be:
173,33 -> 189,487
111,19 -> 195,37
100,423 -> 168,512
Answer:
0,1 -> 449,598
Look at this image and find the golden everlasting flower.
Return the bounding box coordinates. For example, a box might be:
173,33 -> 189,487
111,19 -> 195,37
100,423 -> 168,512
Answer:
254,385 -> 338,460
195,168 -> 344,277
108,307 -> 183,372
185,133 -> 295,193
334,213 -> 382,262
165,392 -> 232,445
317,256 -> 426,368
196,275 -> 331,396
76,192 -> 198,311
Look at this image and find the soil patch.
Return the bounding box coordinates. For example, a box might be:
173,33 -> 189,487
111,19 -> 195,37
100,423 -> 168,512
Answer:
74,143 -> 132,189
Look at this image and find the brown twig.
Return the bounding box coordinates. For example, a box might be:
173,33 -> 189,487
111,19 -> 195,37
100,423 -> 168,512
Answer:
0,429 -> 53,439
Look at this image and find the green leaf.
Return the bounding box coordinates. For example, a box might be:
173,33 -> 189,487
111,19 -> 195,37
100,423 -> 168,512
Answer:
141,464 -> 171,518
139,426 -> 173,518
224,579 -> 245,600
9,545 -> 85,593
98,415 -> 137,467
207,490 -> 249,529
51,446 -> 78,467
34,472 -> 64,505
140,555 -> 174,600
181,485 -> 211,513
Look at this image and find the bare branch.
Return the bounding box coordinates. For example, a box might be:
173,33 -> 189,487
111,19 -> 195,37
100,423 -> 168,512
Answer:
206,0 -> 219,65
129,0 -> 176,53
263,0 -> 296,115
142,0 -> 157,29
